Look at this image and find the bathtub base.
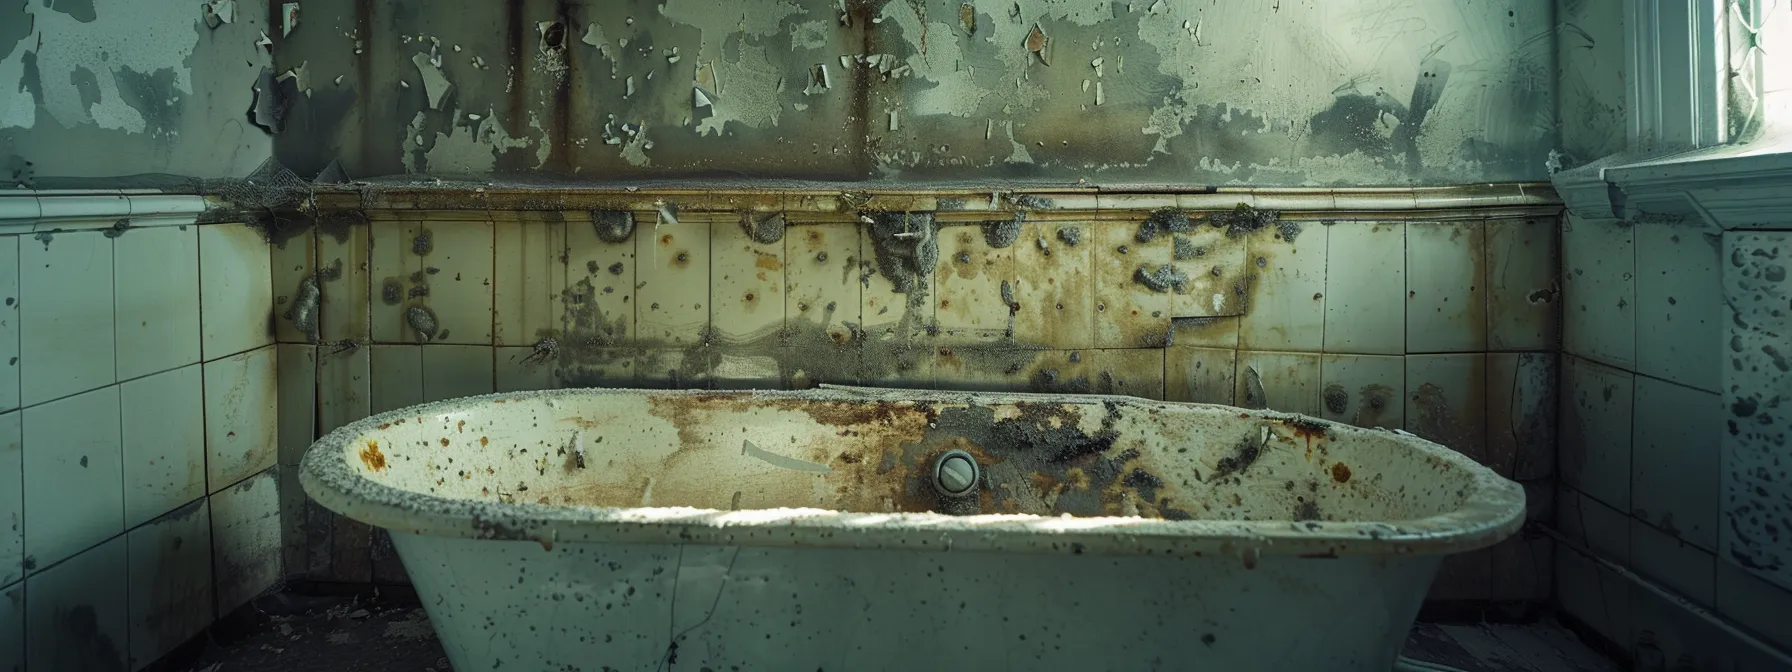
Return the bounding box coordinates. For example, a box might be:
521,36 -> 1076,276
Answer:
393,532 -> 1442,671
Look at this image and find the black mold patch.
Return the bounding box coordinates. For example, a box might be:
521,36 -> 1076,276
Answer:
1172,236 -> 1200,261
406,305 -> 439,340
1323,384 -> 1349,415
113,67 -> 185,138
1277,220 -> 1303,243
741,211 -> 786,244
380,280 -> 404,305
1137,208 -> 1192,243
981,216 -> 1022,248
1210,433 -> 1263,482
1056,226 -> 1082,246
1133,264 -> 1188,293
1211,203 -> 1281,238
591,210 -> 635,243
411,231 -> 433,255
1005,193 -> 1055,210
864,211 -> 938,294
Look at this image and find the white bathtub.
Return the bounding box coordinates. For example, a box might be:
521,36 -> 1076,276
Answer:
300,386 -> 1523,671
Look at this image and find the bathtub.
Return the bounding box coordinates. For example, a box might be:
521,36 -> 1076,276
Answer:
299,386 -> 1524,671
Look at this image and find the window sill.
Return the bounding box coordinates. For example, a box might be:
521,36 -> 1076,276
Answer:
1552,130 -> 1792,229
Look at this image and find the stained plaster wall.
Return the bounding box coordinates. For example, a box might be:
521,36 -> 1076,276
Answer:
272,0 -> 1559,186
0,0 -> 274,189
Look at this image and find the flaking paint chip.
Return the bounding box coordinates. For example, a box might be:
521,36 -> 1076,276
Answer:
1026,23 -> 1050,65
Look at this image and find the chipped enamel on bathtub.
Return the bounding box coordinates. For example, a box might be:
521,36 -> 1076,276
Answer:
299,386 -> 1524,671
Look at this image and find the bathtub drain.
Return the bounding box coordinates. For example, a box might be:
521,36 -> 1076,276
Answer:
933,450 -> 980,497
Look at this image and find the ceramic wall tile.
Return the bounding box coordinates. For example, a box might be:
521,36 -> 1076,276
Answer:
1165,347 -> 1235,405
0,411 -> 18,586
22,386 -> 122,573
1171,227 -> 1248,319
211,469 -> 282,615
1235,351 -> 1321,416
1632,375 -> 1720,551
934,224 -> 1015,345
1626,580 -> 1725,670
126,500 -> 212,670
1561,355 -> 1634,512
1635,222 -> 1721,392
1562,215 -> 1635,368
1018,350 -> 1095,395
1716,558 -> 1792,652
858,346 -> 935,391
1558,485 -> 1631,561
1093,221 -> 1172,348
20,229 -> 115,406
1319,354 -> 1405,430
269,224 -> 317,344
861,223 -> 935,347
116,225 -> 201,379
1239,222 -> 1326,352
203,346 -> 278,493
1630,518 -> 1716,606
277,466 -> 310,580
637,349 -> 710,390
495,346 -> 559,393
1170,316 -> 1239,350
1487,534 -> 1553,603
0,581 -> 19,672
1092,349 -> 1164,399
1404,353 -> 1488,466
1013,222 -> 1093,350
492,213 -> 566,347
120,365 -> 206,529
563,212 -> 636,346
1486,352 -> 1557,482
370,214 -> 494,345
1405,221 -> 1486,353
711,215 -> 785,344
711,352 -> 782,391
318,345 -> 370,434
317,217 -> 370,343
198,223 -> 273,361
784,222 -> 862,349
276,345 -> 317,466
1555,550 -> 1632,654
1486,217 -> 1558,351
369,345 -> 424,415
26,535 -> 127,672
637,221 -> 711,347
934,346 -> 1028,393
1721,231 -> 1791,591
423,345 -> 495,402
0,236 -> 15,413
1325,221 -> 1405,355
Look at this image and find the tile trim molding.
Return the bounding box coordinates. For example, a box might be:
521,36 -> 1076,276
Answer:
0,191 -> 206,236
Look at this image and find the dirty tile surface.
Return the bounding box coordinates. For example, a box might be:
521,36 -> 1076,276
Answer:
1406,221 -> 1486,353
1239,223 -> 1325,352
116,225 -> 202,380
1720,231 -> 1792,591
199,223 -> 274,362
0,411 -> 18,586
23,385 -> 123,573
1634,223 -> 1720,392
1325,221 -> 1405,354
211,469 -> 283,616
128,500 -> 214,670
0,236 -> 16,413
21,229 -> 115,406
1094,221 -> 1172,348
26,535 -> 128,672
204,346 -> 279,493
1561,216 -> 1634,370
121,364 -> 207,529
491,213 -> 566,348
1485,218 -> 1558,352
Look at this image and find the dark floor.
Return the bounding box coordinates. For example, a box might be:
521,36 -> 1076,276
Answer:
168,592 -> 1619,672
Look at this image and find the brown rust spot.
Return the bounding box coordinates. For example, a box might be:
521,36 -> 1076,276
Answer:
440,437 -> 450,447
378,423 -> 392,430
754,252 -> 782,271
480,436 -> 490,446
359,440 -> 387,472
1331,462 -> 1352,483
457,420 -> 466,433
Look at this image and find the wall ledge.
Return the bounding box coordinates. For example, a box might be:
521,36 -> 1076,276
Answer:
0,190 -> 206,235
1553,133 -> 1792,230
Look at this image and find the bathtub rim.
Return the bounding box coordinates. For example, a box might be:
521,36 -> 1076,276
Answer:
299,386 -> 1526,560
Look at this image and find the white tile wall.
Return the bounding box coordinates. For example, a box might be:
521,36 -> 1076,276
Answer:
276,345 -> 316,466
20,230 -> 115,407
1235,351 -> 1321,415
1631,375 -> 1719,550
1485,217 -> 1558,351
0,412 -> 18,586
120,365 -> 206,529
210,469 -> 281,615
1629,518 -> 1715,606
423,345 -> 495,402
126,500 -> 212,670
1325,222 -> 1405,355
23,386 -> 123,573
710,217 -> 785,344
1,581 -> 20,672
114,226 -> 200,381
1562,215 -> 1636,369
26,535 -> 128,672
1561,355 -> 1633,511
199,223 -> 274,361
1165,346 -> 1236,405
637,221 -> 711,346
369,345 -> 424,414
1,235 -> 17,413
1634,223 -> 1720,392
1319,354 -> 1405,429
1405,221 -> 1486,353
203,346 -> 278,492
1240,223 -> 1326,352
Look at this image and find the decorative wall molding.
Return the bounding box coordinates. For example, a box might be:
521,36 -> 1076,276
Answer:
1626,0 -> 1729,150
1551,138 -> 1792,229
0,190 -> 207,235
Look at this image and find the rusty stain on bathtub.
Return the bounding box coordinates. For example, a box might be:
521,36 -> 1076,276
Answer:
359,440 -> 387,472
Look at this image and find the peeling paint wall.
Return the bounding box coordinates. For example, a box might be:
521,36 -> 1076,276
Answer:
275,0 -> 1558,185
0,0 -> 274,188
1554,0 -> 1626,167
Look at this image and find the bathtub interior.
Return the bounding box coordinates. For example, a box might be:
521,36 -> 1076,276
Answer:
330,388 -> 1497,527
